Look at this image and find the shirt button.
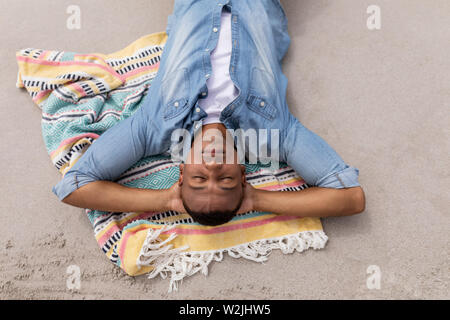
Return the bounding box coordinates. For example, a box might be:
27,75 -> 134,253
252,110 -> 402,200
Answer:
201,92 -> 207,96
260,101 -> 265,107
205,48 -> 209,52
205,74 -> 210,78
213,27 -> 218,33
195,107 -> 201,113
174,101 -> 179,107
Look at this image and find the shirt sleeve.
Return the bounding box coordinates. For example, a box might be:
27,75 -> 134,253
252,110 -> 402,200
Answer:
52,169 -> 98,202
282,113 -> 361,189
52,110 -> 150,201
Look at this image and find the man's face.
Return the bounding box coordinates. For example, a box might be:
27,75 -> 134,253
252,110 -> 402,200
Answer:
179,124 -> 245,215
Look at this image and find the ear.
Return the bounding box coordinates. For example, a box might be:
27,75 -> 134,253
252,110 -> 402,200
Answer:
178,164 -> 184,186
240,164 -> 246,186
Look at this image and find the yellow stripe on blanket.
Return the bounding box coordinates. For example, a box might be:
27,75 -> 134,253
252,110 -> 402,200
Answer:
16,59 -> 124,88
105,32 -> 168,61
118,215 -> 325,278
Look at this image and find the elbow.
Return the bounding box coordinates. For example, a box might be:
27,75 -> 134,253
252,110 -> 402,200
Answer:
61,189 -> 81,207
349,186 -> 366,215
61,195 -> 72,205
337,186 -> 365,216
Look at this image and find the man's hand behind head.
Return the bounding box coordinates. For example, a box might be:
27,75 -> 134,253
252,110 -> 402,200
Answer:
236,182 -> 257,215
167,182 -> 188,214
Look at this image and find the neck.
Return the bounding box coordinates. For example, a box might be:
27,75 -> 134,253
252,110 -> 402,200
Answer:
190,122 -> 229,150
202,122 -> 227,135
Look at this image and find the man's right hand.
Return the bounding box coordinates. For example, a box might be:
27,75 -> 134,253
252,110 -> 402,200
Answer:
167,182 -> 188,214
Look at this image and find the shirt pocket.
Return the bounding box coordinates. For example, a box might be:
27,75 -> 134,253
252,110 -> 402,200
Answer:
246,67 -> 278,121
161,68 -> 190,120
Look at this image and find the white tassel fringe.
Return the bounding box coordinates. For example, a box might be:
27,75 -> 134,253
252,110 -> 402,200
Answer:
136,227 -> 328,293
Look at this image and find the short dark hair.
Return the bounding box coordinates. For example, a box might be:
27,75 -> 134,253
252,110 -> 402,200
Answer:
182,196 -> 243,226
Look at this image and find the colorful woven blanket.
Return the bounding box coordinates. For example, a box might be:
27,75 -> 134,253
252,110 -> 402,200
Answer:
16,31 -> 328,292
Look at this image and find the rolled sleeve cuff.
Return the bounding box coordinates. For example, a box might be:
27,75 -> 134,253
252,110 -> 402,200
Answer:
316,166 -> 360,189
52,171 -> 97,201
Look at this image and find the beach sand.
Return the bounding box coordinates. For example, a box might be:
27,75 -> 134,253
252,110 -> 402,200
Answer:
0,0 -> 448,299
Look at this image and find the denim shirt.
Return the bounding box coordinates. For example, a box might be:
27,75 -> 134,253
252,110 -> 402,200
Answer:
52,0 -> 360,201
139,0 -> 292,153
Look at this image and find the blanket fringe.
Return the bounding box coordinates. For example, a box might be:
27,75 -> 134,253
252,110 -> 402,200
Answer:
136,227 -> 328,293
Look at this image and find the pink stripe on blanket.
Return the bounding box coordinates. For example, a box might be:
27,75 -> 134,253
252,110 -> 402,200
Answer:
118,225 -> 151,265
123,63 -> 160,79
167,215 -> 299,235
32,89 -> 52,102
50,133 -> 100,156
70,82 -> 87,96
16,56 -> 126,83
74,54 -> 128,81
39,50 -> 49,59
97,225 -> 121,247
96,212 -> 159,245
258,181 -> 305,191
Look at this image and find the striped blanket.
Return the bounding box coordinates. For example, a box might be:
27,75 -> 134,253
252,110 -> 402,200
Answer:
16,31 -> 328,292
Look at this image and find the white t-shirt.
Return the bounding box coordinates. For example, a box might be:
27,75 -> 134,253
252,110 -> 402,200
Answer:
199,9 -> 239,125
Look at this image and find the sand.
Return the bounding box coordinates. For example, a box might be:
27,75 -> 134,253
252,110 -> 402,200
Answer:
0,0 -> 448,299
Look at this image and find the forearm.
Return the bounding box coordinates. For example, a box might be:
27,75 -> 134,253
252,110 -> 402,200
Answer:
62,180 -> 171,213
253,186 -> 365,217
